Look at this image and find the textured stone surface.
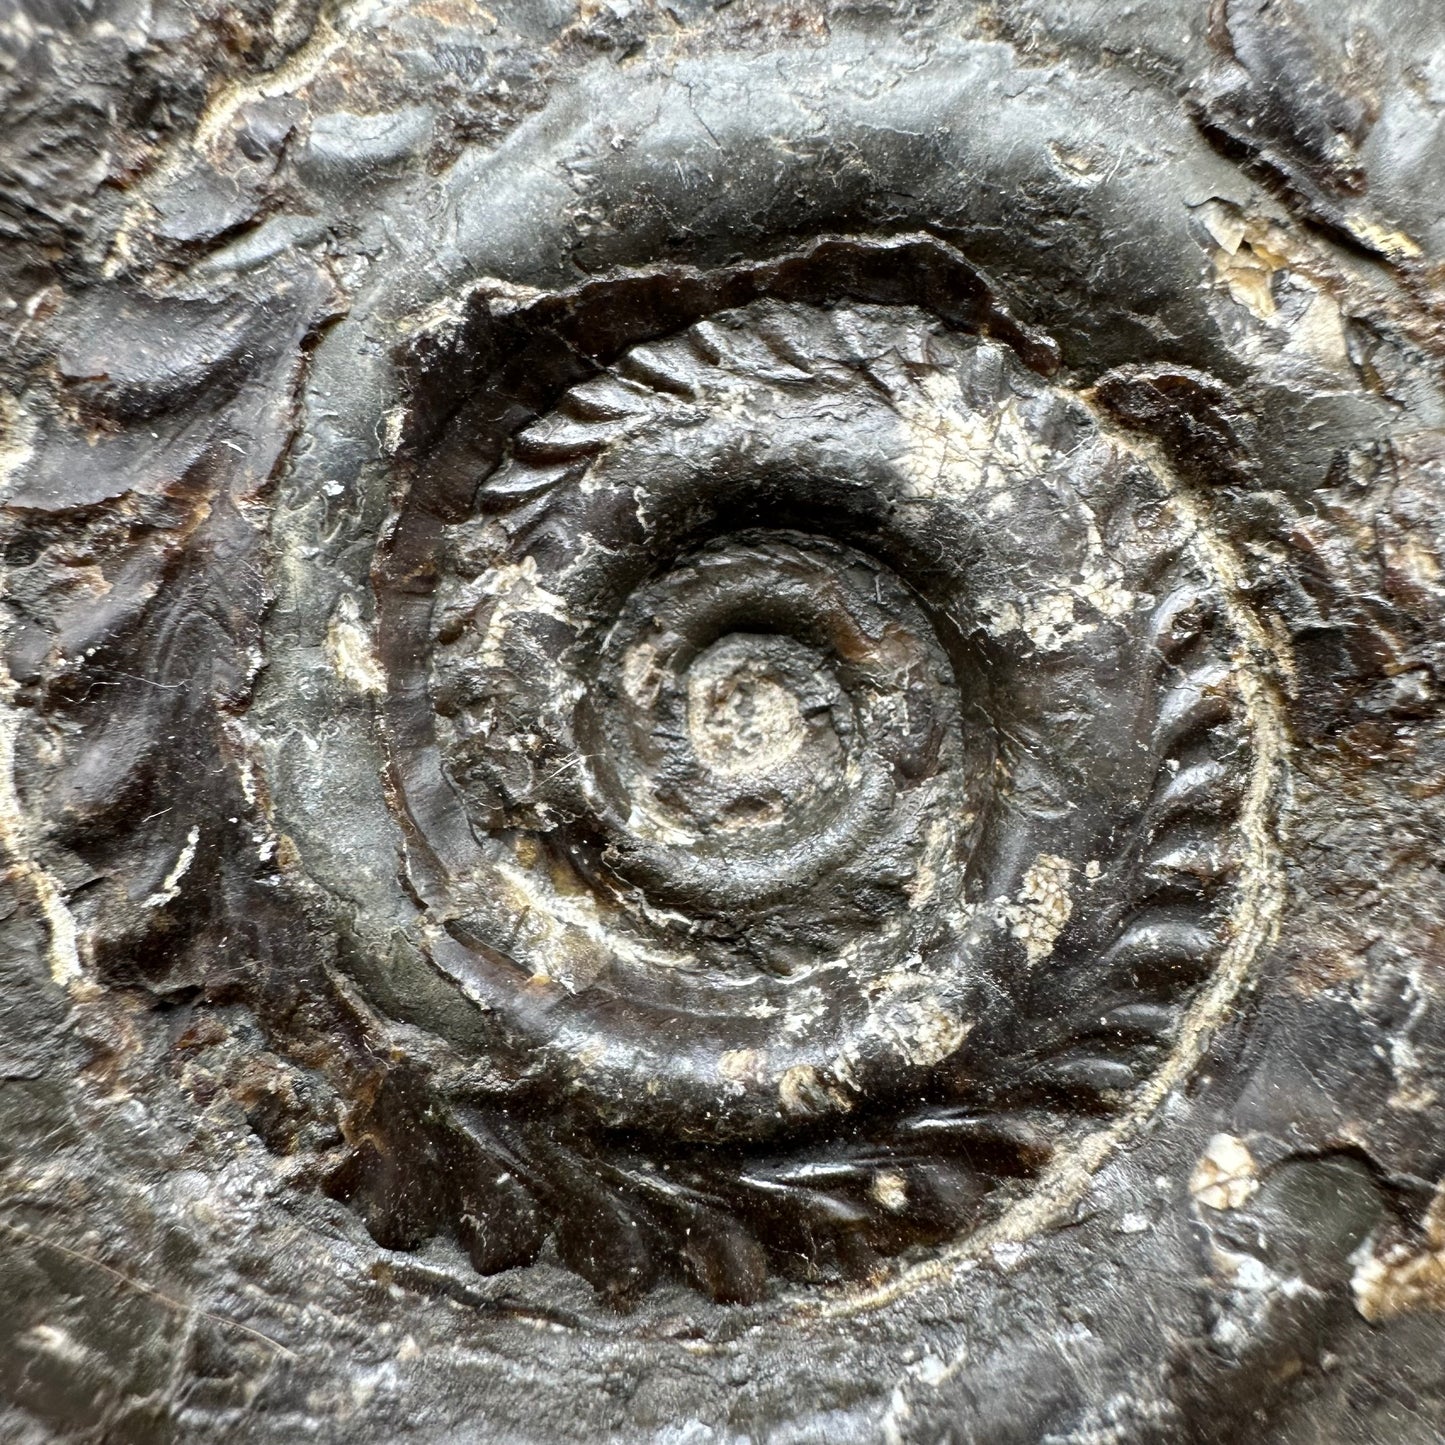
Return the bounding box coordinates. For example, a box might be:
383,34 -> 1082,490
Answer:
1,1 -> 1443,1440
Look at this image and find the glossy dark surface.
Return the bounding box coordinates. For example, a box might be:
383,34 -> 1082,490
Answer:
1,0 -> 1443,1439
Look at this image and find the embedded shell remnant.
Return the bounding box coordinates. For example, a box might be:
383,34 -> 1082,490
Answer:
1003,854 -> 1075,966
1190,1133 -> 1262,1211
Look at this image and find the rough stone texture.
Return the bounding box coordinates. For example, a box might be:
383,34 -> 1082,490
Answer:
1,0 -> 1443,1440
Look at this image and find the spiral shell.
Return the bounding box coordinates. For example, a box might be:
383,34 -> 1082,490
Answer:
353,279 -> 1274,1298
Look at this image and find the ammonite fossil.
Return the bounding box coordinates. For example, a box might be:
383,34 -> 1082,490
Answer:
2,0 -> 1443,1440
299,274 -> 1281,1303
